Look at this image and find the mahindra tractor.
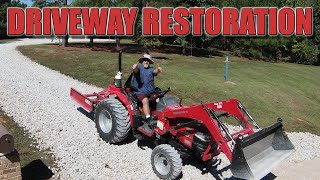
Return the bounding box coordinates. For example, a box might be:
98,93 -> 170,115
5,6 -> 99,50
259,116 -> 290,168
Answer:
70,50 -> 294,179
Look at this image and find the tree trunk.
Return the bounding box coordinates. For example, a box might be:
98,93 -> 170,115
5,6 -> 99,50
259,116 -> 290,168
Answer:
182,46 -> 186,56
90,37 -> 94,47
62,35 -> 68,47
116,38 -> 120,50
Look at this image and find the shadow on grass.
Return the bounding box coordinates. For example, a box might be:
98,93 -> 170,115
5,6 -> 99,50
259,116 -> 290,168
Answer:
22,159 -> 54,180
0,38 -> 21,44
66,42 -> 224,58
153,56 -> 171,60
0,41 -> 15,44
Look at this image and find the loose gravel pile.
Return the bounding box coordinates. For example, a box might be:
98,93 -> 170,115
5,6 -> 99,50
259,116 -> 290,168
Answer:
0,38 -> 319,179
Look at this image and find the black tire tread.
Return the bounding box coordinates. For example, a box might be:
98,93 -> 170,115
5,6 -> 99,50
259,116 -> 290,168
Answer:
151,144 -> 182,180
94,98 -> 130,143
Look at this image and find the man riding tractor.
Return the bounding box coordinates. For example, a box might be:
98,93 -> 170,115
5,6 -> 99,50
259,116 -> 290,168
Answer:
131,54 -> 162,128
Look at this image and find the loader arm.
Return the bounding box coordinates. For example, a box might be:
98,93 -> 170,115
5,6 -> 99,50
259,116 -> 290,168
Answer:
161,99 -> 257,160
161,104 -> 237,160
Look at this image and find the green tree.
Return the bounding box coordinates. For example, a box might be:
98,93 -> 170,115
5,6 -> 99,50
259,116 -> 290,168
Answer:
292,39 -> 319,65
31,0 -> 65,8
224,0 -> 319,65
0,0 -> 27,39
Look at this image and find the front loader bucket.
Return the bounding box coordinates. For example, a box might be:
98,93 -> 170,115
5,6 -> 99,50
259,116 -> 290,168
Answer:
230,121 -> 294,179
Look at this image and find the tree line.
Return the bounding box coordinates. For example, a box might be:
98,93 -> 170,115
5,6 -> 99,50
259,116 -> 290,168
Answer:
1,0 -> 319,65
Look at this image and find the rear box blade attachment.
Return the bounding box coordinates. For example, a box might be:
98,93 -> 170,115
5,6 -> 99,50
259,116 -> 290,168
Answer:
230,121 -> 294,179
70,88 -> 94,112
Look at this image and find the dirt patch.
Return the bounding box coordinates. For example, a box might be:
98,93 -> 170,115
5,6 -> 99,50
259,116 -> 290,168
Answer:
224,81 -> 236,85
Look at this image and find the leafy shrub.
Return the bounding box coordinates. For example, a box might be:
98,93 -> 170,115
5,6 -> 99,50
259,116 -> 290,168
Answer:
292,40 -> 319,65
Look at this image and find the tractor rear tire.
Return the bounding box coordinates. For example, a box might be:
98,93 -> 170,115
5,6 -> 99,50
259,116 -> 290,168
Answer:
94,98 -> 130,143
151,144 -> 182,180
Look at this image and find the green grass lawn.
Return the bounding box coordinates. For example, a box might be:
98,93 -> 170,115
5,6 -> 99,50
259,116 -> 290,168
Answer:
17,43 -> 320,135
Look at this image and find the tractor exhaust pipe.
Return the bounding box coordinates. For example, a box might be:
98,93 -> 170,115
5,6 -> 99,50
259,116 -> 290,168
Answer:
230,120 -> 294,179
118,49 -> 122,73
114,47 -> 122,88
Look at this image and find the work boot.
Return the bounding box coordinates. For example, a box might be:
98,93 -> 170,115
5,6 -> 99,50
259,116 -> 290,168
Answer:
207,158 -> 221,167
146,116 -> 152,122
145,116 -> 157,129
139,117 -> 153,134
140,123 -> 153,134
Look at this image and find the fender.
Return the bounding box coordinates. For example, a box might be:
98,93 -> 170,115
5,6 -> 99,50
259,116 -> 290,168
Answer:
106,85 -> 136,126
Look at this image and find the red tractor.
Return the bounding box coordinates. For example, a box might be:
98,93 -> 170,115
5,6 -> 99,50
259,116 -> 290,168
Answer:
70,50 -> 294,179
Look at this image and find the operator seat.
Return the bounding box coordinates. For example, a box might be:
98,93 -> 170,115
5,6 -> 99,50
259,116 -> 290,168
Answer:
124,73 -> 157,110
124,73 -> 139,93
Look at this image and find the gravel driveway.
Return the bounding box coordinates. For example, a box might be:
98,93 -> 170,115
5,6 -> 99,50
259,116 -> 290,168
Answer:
0,38 -> 319,179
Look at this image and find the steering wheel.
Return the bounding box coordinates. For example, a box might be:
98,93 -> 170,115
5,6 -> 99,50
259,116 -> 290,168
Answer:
155,87 -> 170,98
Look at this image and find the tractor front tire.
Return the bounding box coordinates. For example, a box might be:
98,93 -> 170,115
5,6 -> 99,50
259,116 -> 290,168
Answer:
151,144 -> 182,180
94,98 -> 130,143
